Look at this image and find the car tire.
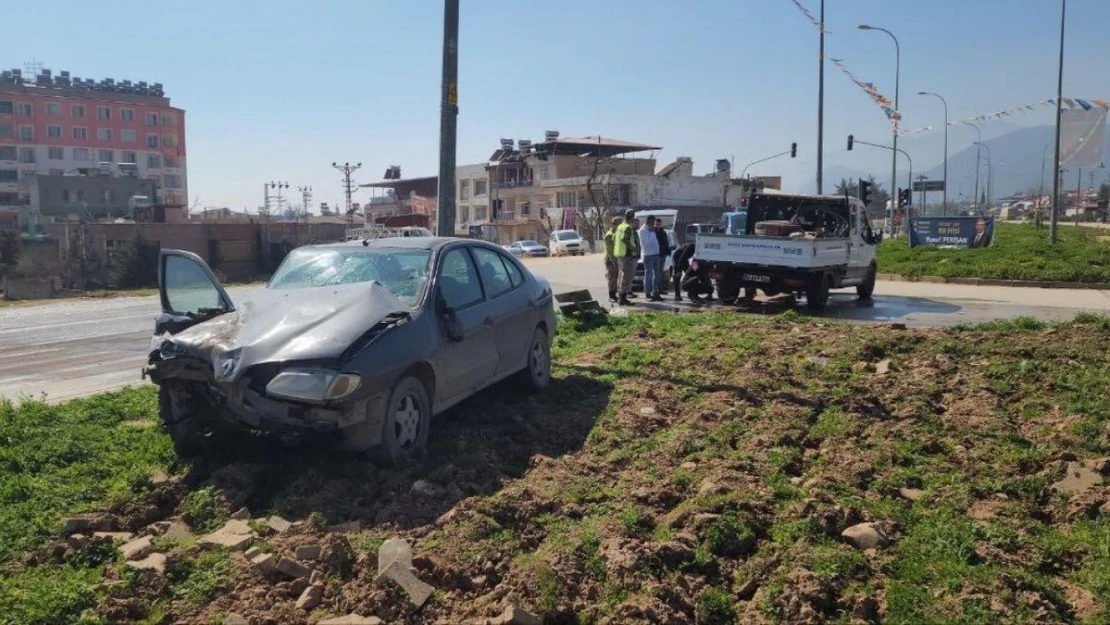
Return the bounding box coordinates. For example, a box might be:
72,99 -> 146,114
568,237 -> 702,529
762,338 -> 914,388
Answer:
744,287 -> 758,301
368,376 -> 431,468
806,274 -> 830,310
516,327 -> 551,392
158,382 -> 205,457
857,264 -> 877,299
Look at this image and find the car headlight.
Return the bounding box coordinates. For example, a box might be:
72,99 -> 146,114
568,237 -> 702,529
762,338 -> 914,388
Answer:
265,369 -> 362,403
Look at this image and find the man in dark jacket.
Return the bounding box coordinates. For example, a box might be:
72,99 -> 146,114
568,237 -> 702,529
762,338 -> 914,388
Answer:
671,242 -> 713,303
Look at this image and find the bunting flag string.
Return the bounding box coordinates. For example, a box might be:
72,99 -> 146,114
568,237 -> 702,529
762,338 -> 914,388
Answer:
788,0 -> 899,126
898,97 -> 1110,135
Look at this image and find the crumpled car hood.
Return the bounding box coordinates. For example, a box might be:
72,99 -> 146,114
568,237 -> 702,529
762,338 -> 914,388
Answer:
165,281 -> 410,382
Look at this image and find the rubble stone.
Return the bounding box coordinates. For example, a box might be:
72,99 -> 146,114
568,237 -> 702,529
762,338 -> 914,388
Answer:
874,359 -> 892,375
1053,462 -> 1104,495
277,556 -> 313,579
231,507 -> 251,520
66,534 -> 89,551
224,614 -> 249,625
898,488 -> 925,501
92,531 -> 134,542
377,537 -> 413,574
63,513 -> 114,534
250,553 -> 276,573
163,521 -> 195,543
266,516 -> 293,534
319,615 -> 383,625
296,584 -> 324,610
490,606 -> 542,625
199,519 -> 254,551
376,560 -> 434,608
296,544 -> 323,561
126,552 -> 167,573
679,461 -> 697,471
244,547 -> 263,560
120,535 -> 153,561
842,522 -> 890,550
326,520 -> 361,534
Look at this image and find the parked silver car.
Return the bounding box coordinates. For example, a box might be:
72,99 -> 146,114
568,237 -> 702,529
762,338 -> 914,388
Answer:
146,237 -> 555,465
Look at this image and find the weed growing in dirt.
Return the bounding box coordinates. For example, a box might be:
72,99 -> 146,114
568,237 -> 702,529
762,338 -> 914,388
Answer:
166,549 -> 230,607
695,587 -> 736,625
618,506 -> 655,538
179,486 -> 229,533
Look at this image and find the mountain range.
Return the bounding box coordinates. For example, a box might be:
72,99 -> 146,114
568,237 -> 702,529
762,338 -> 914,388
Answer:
789,123 -> 1110,200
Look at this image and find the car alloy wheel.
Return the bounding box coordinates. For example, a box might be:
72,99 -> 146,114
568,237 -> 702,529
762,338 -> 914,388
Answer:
392,390 -> 423,451
517,327 -> 551,391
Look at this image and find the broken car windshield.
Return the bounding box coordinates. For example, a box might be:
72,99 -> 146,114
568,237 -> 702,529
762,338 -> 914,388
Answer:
268,247 -> 431,306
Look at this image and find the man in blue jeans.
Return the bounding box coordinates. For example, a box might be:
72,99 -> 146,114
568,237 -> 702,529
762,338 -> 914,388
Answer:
638,216 -> 663,301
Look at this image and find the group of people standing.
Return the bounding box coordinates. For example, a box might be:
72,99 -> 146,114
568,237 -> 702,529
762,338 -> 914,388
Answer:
603,209 -> 715,306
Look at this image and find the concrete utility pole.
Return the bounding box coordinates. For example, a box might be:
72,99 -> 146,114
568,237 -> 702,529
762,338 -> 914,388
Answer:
1050,0 -> 1066,244
436,0 -> 460,236
298,185 -> 313,224
332,162 -> 362,225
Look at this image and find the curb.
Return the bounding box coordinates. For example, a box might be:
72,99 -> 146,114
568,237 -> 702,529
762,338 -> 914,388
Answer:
877,273 -> 1110,290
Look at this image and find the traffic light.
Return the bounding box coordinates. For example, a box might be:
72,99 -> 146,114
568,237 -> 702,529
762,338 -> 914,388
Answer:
858,179 -> 871,205
790,142 -> 797,158
847,134 -> 854,151
898,188 -> 911,208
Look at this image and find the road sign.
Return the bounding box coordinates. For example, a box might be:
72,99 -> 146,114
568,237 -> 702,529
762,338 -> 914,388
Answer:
912,180 -> 945,192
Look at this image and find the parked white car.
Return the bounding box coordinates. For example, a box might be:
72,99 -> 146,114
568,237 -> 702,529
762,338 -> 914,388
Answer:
549,230 -> 586,256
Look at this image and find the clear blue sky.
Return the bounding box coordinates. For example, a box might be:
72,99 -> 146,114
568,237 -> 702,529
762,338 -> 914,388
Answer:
7,0 -> 1109,210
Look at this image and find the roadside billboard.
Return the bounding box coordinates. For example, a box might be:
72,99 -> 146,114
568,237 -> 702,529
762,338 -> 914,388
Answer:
1060,108 -> 1108,167
909,216 -> 995,249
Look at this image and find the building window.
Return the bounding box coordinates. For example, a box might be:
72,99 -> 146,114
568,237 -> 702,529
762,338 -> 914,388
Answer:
62,189 -> 71,202
474,180 -> 487,196
16,103 -> 32,117
0,169 -> 16,183
98,149 -> 114,163
146,133 -> 159,148
147,153 -> 161,168
0,123 -> 13,138
161,134 -> 178,148
459,206 -> 470,223
459,180 -> 469,201
47,125 -> 62,139
48,146 -> 64,160
475,206 -> 488,221
164,173 -> 182,189
164,155 -> 178,168
46,102 -> 62,116
121,150 -> 137,164
0,147 -> 15,160
49,168 -> 64,176
0,101 -> 13,115
122,129 -> 136,142
120,108 -> 134,122
102,189 -> 115,203
73,126 -> 87,140
160,113 -> 177,127
18,126 -> 33,141
18,148 -> 35,163
520,201 -> 531,216
71,104 -> 85,118
145,113 -> 158,126
97,106 -> 111,120
556,191 -> 578,208
73,147 -> 90,161
97,128 -> 112,141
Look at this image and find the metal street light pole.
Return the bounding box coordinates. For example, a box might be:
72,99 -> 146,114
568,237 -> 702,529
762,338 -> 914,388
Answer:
1040,140 -> 1054,205
968,123 -> 981,212
975,142 -> 992,213
919,91 -> 949,214
1050,0 -> 1067,244
817,0 -> 826,195
859,24 -> 900,235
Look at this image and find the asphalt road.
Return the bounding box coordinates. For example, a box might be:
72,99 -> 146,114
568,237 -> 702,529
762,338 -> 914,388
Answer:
1,253 -> 1107,403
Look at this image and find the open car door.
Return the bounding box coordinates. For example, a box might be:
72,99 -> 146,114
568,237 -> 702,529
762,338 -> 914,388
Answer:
155,249 -> 235,336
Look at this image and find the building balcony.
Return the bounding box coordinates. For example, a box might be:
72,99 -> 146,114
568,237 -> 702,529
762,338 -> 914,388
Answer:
491,179 -> 534,190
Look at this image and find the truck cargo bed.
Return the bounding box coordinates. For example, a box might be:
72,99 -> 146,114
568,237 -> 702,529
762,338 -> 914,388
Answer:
695,233 -> 850,269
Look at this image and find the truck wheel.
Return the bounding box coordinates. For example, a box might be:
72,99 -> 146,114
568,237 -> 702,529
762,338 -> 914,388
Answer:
857,265 -> 877,299
806,274 -> 830,310
743,287 -> 758,302
716,282 -> 740,304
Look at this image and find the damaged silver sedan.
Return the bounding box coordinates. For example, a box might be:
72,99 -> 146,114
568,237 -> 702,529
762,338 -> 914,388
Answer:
145,237 -> 555,465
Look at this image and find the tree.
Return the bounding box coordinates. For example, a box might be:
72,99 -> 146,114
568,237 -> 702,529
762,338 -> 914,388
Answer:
833,176 -> 890,221
62,224 -> 103,290
106,233 -> 159,289
582,155 -> 618,252
0,230 -> 19,280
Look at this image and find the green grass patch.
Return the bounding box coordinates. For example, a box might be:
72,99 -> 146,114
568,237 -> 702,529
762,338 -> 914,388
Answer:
877,222 -> 1110,282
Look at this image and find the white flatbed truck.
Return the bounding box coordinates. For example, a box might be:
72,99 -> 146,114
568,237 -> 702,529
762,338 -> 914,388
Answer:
694,192 -> 882,309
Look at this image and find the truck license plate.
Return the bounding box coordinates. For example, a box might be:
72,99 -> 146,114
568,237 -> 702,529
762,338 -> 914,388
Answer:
742,274 -> 771,283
